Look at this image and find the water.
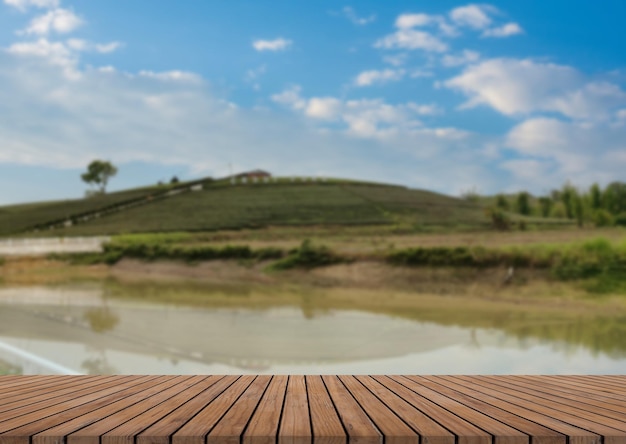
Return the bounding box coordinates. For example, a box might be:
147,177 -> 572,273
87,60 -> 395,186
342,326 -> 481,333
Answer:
0,284 -> 625,375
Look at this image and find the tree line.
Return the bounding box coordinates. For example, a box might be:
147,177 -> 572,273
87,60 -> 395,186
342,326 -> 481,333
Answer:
490,182 -> 626,228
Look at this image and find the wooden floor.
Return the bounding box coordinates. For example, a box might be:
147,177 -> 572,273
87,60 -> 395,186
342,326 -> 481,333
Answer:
0,375 -> 624,444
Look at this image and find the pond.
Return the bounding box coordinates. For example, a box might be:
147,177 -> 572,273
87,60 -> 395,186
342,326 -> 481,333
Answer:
0,282 -> 625,374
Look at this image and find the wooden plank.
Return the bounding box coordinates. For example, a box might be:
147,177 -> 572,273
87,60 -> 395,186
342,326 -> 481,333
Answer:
455,376 -> 626,443
355,376 -> 453,444
441,376 -> 600,444
400,376 -> 529,444
137,376 -> 238,444
173,375 -> 256,444
66,376 -> 194,444
243,375 -> 289,444
278,376 -> 311,444
0,376 -> 108,414
372,376 -> 490,444
32,376 -> 178,444
0,376 -> 60,395
469,376 -> 626,431
0,376 -> 142,431
0,376 -> 160,444
101,376 -> 212,444
505,376 -> 626,413
513,376 -> 626,406
420,376 -> 566,444
321,375 -> 381,444
305,376 -> 345,444
567,376 -> 626,393
339,375 -> 417,444
207,375 -> 271,444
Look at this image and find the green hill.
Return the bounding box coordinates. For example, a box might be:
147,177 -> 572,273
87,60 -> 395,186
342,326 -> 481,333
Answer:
0,178 -> 490,236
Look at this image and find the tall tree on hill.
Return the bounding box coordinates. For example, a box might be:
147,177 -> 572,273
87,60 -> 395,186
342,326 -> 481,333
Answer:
81,160 -> 118,194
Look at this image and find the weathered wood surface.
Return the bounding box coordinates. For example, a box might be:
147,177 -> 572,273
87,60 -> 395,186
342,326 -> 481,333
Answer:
0,376 -> 624,444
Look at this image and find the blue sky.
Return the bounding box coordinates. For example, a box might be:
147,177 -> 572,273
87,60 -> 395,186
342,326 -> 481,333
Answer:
1,0 -> 625,205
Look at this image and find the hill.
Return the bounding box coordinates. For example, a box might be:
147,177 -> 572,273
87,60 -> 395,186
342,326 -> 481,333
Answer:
0,178 -> 489,236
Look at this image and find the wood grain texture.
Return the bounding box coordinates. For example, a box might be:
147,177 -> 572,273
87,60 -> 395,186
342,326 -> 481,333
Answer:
0,376 -> 624,444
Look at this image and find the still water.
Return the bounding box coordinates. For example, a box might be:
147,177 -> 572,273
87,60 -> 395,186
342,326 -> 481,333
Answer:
0,283 -> 625,374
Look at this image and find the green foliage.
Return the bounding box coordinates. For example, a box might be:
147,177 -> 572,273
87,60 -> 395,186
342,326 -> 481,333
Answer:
574,195 -> 584,227
269,239 -> 345,270
593,209 -> 614,227
103,240 -> 283,263
615,212 -> 626,227
34,183 -> 487,236
560,184 -> 576,219
603,182 -> 626,215
495,194 -> 510,211
516,191 -> 531,216
590,183 -> 602,210
81,160 -> 118,194
388,237 -> 626,294
538,197 -> 553,218
487,208 -> 511,230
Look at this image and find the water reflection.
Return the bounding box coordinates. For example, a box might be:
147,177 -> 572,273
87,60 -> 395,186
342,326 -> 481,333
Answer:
0,283 -> 625,375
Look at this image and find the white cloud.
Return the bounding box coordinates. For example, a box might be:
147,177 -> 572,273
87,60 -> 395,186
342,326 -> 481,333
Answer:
305,97 -> 342,120
445,58 -> 626,120
393,12 -> 458,37
7,38 -> 78,78
95,41 -> 122,53
441,50 -> 480,67
482,22 -> 523,38
354,69 -> 405,86
341,6 -> 375,25
22,8 -> 83,35
138,70 -> 202,83
502,117 -> 626,188
449,4 -> 495,29
252,38 -> 292,52
270,85 -> 306,110
374,29 -> 448,52
272,86 -> 447,139
4,0 -> 58,11
395,13 -> 436,29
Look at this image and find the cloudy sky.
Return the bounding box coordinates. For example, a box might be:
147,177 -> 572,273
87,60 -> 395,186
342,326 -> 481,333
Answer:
1,0 -> 625,204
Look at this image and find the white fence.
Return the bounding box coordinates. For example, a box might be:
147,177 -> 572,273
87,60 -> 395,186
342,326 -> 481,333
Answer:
0,237 -> 110,256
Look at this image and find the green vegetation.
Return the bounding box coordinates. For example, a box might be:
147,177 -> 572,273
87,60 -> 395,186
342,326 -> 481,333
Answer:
81,160 -> 118,194
0,186 -> 162,236
482,181 -> 626,229
269,239 -> 345,270
0,180 -> 489,237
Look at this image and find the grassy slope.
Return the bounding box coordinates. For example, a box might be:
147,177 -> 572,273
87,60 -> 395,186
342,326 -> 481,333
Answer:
0,187 -> 162,236
25,181 -> 488,236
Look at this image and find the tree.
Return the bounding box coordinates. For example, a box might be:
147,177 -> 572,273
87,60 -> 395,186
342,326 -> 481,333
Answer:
538,196 -> 553,218
81,160 -> 117,194
516,191 -> 531,216
495,194 -> 509,211
589,183 -> 602,210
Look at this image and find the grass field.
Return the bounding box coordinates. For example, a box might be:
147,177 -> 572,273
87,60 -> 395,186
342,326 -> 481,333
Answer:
2,180 -> 491,236
0,186 -> 162,236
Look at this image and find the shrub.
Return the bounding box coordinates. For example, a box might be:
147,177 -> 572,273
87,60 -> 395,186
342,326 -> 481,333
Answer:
593,209 -> 614,227
270,239 -> 345,270
615,212 -> 626,227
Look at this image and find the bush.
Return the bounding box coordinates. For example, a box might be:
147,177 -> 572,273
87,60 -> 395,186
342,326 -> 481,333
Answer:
615,212 -> 626,227
270,239 -> 345,270
593,209 -> 614,227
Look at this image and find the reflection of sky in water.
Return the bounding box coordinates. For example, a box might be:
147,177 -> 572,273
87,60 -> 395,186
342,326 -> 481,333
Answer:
0,287 -> 625,375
